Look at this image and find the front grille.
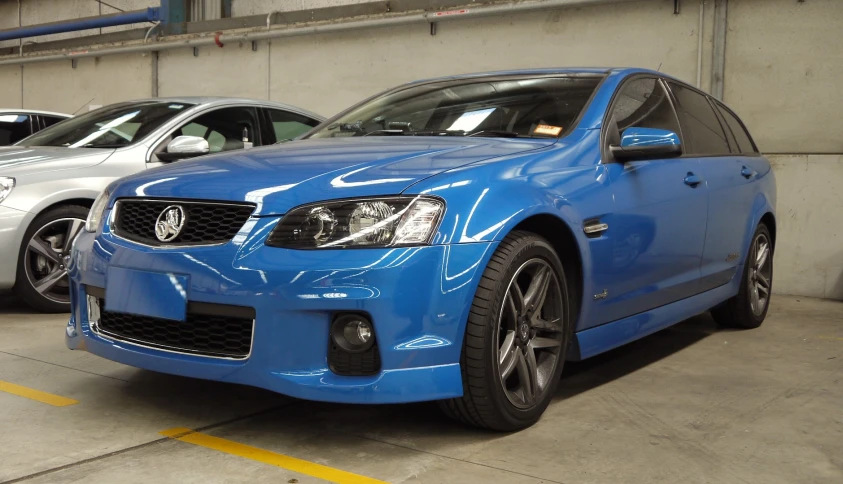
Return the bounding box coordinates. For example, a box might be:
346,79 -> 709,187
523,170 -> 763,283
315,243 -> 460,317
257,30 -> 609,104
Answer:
113,199 -> 255,246
96,299 -> 254,359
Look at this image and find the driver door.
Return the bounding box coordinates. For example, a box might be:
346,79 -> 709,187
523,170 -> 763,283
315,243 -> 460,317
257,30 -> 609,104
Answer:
586,77 -> 709,328
148,106 -> 260,166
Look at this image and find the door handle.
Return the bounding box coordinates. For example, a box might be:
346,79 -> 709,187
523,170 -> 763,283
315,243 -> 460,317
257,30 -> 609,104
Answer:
741,166 -> 755,179
684,172 -> 702,187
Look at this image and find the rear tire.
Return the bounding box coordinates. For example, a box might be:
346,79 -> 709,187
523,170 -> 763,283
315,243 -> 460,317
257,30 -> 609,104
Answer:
439,231 -> 574,431
711,223 -> 773,329
14,205 -> 88,313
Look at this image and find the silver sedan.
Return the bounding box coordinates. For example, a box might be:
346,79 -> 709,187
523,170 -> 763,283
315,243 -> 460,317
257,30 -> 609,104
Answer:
0,97 -> 324,312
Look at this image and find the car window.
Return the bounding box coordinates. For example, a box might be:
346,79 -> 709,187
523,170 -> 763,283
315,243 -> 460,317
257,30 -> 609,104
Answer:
41,115 -> 67,128
609,78 -> 681,137
266,109 -> 320,142
0,114 -> 33,145
171,107 -> 259,153
667,82 -> 731,156
714,102 -> 757,153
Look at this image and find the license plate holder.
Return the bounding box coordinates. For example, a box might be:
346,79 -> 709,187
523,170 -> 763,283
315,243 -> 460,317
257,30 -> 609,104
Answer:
105,267 -> 188,321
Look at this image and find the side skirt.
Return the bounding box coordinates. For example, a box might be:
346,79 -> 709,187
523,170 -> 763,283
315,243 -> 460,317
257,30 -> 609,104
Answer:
568,280 -> 738,361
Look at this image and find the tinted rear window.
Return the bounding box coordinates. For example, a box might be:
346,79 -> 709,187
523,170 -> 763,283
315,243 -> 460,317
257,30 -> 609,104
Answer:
668,82 -> 730,156
715,103 -> 757,153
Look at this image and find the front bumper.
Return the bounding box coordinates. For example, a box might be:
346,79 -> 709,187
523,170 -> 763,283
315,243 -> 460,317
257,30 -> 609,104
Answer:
0,205 -> 32,289
66,217 -> 496,404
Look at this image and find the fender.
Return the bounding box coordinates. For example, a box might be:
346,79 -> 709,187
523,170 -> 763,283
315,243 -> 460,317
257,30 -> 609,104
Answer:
737,166 -> 777,277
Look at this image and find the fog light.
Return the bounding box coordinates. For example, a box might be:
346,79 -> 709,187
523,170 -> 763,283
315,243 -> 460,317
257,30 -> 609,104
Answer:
331,314 -> 375,353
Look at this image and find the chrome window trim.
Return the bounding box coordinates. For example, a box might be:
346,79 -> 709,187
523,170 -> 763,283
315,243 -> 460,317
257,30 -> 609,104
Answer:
109,198 -> 255,250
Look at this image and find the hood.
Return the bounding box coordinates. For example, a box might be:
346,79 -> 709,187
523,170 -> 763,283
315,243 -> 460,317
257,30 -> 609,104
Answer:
0,146 -> 115,177
112,137 -> 553,215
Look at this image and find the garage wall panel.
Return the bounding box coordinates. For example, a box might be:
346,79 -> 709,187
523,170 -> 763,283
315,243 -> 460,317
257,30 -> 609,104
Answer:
0,66 -> 22,108
0,1 -> 20,49
268,0 -> 707,117
770,155 -> 843,300
22,54 -> 152,113
725,0 -> 843,153
157,41 -> 269,100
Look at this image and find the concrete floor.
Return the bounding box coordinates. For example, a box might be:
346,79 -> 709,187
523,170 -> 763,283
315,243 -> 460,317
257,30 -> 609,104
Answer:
0,294 -> 840,484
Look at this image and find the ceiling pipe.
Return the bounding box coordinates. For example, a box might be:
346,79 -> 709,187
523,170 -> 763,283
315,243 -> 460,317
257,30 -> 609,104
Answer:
0,8 -> 160,43
0,0 -> 640,67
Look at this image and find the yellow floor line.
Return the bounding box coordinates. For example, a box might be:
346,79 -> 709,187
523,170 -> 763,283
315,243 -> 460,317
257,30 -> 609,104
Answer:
0,380 -> 79,407
160,427 -> 388,484
818,335 -> 843,342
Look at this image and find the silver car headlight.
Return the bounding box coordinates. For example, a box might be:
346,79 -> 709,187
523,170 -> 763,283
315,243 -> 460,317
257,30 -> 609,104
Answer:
85,188 -> 111,233
0,177 -> 15,204
266,196 -> 444,249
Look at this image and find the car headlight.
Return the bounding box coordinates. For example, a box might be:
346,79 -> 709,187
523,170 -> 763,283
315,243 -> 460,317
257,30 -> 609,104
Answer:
0,177 -> 15,204
85,188 -> 111,233
266,196 -> 444,249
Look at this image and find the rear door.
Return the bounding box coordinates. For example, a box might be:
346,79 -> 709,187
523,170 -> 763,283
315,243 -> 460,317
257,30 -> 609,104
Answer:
587,77 -> 709,328
666,81 -> 759,291
700,95 -> 764,289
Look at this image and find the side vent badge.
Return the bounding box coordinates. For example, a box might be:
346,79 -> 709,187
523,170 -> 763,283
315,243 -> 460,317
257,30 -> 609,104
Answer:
583,219 -> 608,237
593,289 -> 608,300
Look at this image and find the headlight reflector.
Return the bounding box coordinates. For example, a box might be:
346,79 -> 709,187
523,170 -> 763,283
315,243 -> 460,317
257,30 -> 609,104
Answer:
0,177 -> 15,204
267,196 -> 444,249
85,188 -> 110,233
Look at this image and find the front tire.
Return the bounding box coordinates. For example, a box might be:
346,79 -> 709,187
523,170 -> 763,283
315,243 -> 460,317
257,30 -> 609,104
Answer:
14,205 -> 88,313
711,223 -> 773,329
439,231 -> 573,431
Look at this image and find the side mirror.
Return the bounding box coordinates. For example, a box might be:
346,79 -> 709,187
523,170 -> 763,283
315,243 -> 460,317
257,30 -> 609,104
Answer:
157,136 -> 210,162
609,127 -> 682,162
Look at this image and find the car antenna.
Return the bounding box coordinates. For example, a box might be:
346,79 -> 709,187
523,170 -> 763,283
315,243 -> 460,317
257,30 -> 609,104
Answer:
657,62 -> 663,72
71,97 -> 96,115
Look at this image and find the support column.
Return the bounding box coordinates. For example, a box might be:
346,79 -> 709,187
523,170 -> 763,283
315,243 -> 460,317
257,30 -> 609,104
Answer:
710,0 -> 728,100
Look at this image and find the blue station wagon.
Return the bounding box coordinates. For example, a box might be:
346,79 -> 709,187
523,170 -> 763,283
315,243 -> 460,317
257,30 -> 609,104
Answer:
66,68 -> 776,431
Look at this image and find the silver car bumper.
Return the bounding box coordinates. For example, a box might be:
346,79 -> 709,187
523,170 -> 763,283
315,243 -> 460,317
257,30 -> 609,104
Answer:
0,205 -> 31,290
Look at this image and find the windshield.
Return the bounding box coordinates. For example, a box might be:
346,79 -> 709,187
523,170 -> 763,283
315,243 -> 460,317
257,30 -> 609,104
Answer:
307,76 -> 602,139
17,101 -> 195,148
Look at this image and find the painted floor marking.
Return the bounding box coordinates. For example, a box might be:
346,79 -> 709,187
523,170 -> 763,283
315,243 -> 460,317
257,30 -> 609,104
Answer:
818,335 -> 843,342
0,380 -> 79,406
160,427 -> 388,484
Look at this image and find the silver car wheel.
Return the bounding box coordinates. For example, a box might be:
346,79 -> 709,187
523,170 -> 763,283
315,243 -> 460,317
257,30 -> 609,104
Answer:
748,232 -> 772,316
496,258 -> 565,409
23,217 -> 84,304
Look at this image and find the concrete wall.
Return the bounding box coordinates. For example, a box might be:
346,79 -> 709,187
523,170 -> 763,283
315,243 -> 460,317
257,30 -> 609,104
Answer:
0,0 -> 841,299
725,0 -> 843,154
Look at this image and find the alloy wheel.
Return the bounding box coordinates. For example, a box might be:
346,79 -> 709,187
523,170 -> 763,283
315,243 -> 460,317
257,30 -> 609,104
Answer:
496,258 -> 565,409
23,217 -> 84,304
748,232 -> 772,316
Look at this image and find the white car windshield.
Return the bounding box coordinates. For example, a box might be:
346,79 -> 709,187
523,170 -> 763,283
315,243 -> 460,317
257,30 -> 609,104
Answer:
17,101 -> 195,148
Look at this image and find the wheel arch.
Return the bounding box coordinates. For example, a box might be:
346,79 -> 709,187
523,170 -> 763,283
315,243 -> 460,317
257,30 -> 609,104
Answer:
760,211 -> 776,248
509,213 -> 584,330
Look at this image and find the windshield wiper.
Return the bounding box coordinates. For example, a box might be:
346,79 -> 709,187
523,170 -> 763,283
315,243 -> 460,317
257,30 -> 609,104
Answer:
363,129 -> 466,137
467,130 -> 521,138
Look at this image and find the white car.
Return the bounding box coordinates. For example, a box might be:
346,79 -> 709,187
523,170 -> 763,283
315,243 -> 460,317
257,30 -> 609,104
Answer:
0,109 -> 71,146
0,97 -> 324,311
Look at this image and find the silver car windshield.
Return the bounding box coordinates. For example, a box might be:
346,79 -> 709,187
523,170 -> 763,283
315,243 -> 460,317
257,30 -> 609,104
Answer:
17,101 -> 196,148
307,76 -> 602,139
